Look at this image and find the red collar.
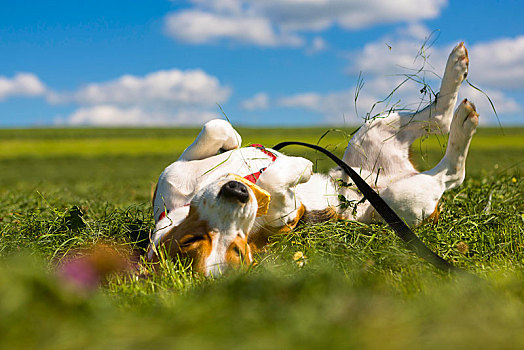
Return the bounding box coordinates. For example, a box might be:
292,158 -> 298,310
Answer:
243,144 -> 277,184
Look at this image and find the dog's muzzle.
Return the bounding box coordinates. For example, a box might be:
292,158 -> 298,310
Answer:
219,180 -> 250,203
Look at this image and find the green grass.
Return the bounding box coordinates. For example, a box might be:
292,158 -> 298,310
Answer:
0,127 -> 351,158
0,127 -> 523,349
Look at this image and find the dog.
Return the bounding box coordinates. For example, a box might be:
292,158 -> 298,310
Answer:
147,43 -> 477,276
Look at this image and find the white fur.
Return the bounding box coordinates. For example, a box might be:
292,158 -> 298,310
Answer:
193,175 -> 257,275
343,42 -> 469,183
149,174 -> 258,275
148,43 -> 477,274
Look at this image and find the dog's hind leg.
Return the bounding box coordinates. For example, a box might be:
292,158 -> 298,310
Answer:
359,99 -> 479,226
412,42 -> 470,134
178,119 -> 242,161
342,43 -> 469,179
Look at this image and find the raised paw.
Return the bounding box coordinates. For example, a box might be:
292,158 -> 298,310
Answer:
432,98 -> 478,191
257,155 -> 313,192
459,98 -> 479,127
445,42 -> 469,84
178,119 -> 242,161
450,98 -> 479,138
432,42 -> 470,130
203,119 -> 242,151
285,156 -> 313,185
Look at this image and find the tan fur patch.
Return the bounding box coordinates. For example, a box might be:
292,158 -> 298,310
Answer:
425,201 -> 440,225
248,204 -> 306,251
151,183 -> 158,208
156,207 -> 214,274
225,235 -> 252,268
301,206 -> 338,224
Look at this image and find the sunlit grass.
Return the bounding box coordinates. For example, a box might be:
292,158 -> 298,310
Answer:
0,127 -> 353,159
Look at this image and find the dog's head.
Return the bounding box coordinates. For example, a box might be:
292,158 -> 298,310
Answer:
150,174 -> 270,276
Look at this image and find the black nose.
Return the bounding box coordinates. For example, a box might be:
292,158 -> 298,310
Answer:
219,181 -> 249,203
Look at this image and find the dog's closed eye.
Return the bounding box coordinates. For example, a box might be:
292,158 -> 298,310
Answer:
178,234 -> 204,247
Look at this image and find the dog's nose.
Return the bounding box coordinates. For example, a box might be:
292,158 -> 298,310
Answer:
219,180 -> 250,203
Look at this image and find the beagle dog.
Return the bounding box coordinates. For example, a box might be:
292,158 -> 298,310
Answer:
148,43 -> 476,275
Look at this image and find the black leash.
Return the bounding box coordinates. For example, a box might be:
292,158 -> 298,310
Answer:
272,141 -> 463,274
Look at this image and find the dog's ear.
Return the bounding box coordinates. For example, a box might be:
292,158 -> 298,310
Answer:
151,183 -> 158,207
225,234 -> 252,268
175,232 -> 213,269
252,185 -> 270,216
156,209 -> 214,273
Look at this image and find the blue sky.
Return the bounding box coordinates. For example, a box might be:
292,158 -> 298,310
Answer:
0,0 -> 523,127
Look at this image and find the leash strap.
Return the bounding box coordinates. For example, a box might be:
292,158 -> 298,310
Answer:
272,141 -> 463,274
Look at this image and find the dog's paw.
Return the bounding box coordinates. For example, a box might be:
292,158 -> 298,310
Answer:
296,158 -> 313,184
452,98 -> 479,135
460,98 -> 479,127
222,128 -> 242,151
203,119 -> 242,151
445,42 -> 469,84
431,43 -> 470,131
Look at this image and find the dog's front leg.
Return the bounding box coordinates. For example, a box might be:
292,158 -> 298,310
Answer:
413,42 -> 470,134
248,156 -> 312,248
257,156 -> 312,224
179,119 -> 242,161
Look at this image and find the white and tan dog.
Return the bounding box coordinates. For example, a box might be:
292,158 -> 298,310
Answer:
148,43 -> 477,275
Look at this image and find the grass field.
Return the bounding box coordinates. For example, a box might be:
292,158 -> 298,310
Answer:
0,126 -> 523,349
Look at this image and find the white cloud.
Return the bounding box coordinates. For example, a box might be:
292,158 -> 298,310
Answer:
470,36 -> 524,89
397,22 -> 432,41
277,26 -> 523,125
164,10 -> 303,47
307,36 -> 327,54
278,26 -> 445,123
344,28 -> 523,125
350,30 -> 524,92
252,0 -> 446,31
164,0 -> 447,47
278,90 -> 361,123
279,92 -> 322,111
67,105 -> 149,126
460,85 -> 520,114
0,73 -> 47,101
458,85 -> 521,125
348,24 -> 451,77
189,0 -> 244,14
48,68 -> 232,126
277,76 -> 433,124
241,92 -> 269,110
64,105 -> 220,126
51,69 -> 231,107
